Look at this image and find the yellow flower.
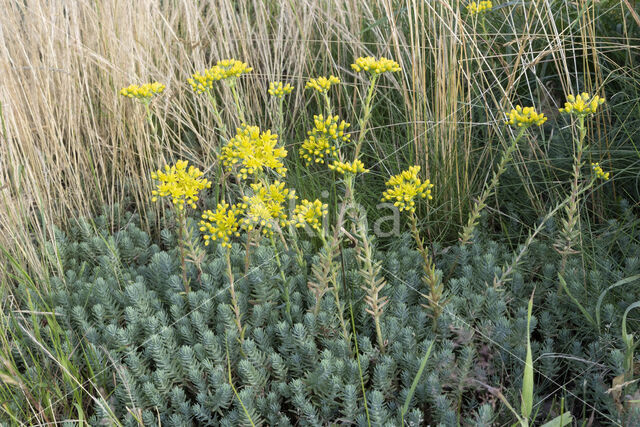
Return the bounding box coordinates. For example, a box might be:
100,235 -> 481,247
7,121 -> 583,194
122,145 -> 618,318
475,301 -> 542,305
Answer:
559,93 -> 605,116
187,67 -> 225,94
506,105 -> 547,128
217,59 -> 252,80
591,162 -> 610,180
291,199 -> 328,232
242,181 -> 296,235
199,202 -> 243,248
187,60 -> 252,94
221,125 -> 288,180
381,166 -> 433,213
351,57 -> 401,74
299,115 -> 350,165
151,160 -> 211,210
467,1 -> 493,15
305,76 -> 340,93
328,159 -> 369,175
268,81 -> 294,98
120,82 -> 165,102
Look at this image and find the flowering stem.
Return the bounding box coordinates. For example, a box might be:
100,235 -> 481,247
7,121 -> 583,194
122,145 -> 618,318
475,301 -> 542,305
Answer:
323,93 -> 333,117
225,248 -> 244,340
459,127 -> 525,245
557,116 -> 587,285
270,234 -> 292,323
353,74 -> 379,160
229,82 -> 246,125
205,90 -> 227,136
409,211 -> 443,328
177,209 -> 190,294
277,97 -> 285,138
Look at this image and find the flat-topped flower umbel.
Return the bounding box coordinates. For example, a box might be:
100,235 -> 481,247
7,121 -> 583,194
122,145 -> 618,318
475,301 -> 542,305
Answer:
328,159 -> 369,175
559,93 -> 605,116
221,125 -> 287,180
381,165 -> 433,213
305,76 -> 340,93
268,81 -> 294,98
199,202 -> 243,248
506,105 -> 547,128
151,160 -> 211,210
291,199 -> 328,232
120,82 -> 165,102
351,56 -> 401,74
466,0 -> 493,15
299,115 -> 350,165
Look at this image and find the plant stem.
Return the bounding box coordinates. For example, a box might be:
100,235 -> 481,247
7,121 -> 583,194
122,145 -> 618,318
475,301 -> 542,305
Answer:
177,209 -> 190,293
459,128 -> 525,245
225,248 -> 244,340
353,75 -> 379,160
270,234 -> 292,323
229,82 -> 246,124
409,211 -> 443,328
558,116 -> 587,284
206,89 -> 227,136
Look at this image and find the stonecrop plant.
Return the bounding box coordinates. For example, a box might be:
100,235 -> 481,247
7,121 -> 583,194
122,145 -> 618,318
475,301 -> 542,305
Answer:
151,160 -> 210,292
55,55 -> 621,427
466,0 -> 493,15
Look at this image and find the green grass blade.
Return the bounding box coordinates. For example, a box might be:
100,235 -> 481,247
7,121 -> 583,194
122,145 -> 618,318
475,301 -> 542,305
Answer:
401,340 -> 434,425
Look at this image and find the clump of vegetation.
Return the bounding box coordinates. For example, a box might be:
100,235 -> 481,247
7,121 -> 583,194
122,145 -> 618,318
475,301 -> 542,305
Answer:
1,1 -> 639,425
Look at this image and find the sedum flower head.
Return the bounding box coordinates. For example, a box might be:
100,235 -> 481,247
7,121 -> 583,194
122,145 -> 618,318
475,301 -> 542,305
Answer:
221,125 -> 287,180
305,76 -> 340,93
467,1 -> 492,15
591,162 -> 610,180
187,67 -> 225,94
351,57 -> 401,74
559,93 -> 605,116
292,199 -> 328,232
217,59 -> 253,80
506,105 -> 547,128
242,181 -> 296,235
120,82 -> 165,102
381,165 -> 433,213
268,81 -> 294,98
151,160 -> 211,210
299,115 -> 350,165
187,60 -> 252,93
328,159 -> 369,175
199,202 -> 243,248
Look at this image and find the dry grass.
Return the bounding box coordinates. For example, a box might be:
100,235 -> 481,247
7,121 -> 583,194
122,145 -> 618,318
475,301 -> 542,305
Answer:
0,0 -> 636,281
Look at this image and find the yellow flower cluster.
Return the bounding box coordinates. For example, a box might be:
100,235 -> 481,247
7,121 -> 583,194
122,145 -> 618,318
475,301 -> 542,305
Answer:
466,1 -> 493,14
199,202 -> 243,248
221,125 -> 288,180
299,115 -> 350,165
559,93 -> 605,116
120,82 -> 165,102
591,162 -> 610,180
268,81 -> 294,98
188,59 -> 253,93
328,159 -> 369,175
351,57 -> 401,74
151,160 -> 211,210
217,59 -> 253,79
187,67 -> 225,94
381,166 -> 433,213
292,199 -> 328,232
242,181 -> 295,235
506,106 -> 548,128
305,76 -> 340,93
